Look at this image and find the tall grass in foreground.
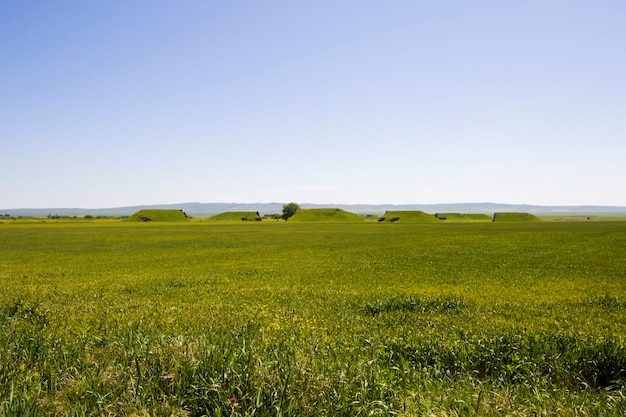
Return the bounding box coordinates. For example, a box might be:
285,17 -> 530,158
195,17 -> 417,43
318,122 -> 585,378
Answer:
0,221 -> 625,415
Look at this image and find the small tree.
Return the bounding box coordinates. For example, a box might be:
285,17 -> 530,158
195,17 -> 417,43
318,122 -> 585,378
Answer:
282,202 -> 300,220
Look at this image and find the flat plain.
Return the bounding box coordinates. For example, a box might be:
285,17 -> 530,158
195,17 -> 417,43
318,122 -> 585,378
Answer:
1,220 -> 625,416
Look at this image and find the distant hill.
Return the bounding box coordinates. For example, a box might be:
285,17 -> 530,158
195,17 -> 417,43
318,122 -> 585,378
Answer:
3,202 -> 626,218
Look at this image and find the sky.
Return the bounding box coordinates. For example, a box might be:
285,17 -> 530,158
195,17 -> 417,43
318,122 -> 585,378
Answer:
1,1 -> 625,208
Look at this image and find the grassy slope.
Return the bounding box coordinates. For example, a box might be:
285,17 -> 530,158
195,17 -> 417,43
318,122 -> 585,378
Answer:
288,208 -> 363,222
381,210 -> 439,222
206,211 -> 261,222
125,209 -> 189,222
1,221 -> 625,415
493,212 -> 542,222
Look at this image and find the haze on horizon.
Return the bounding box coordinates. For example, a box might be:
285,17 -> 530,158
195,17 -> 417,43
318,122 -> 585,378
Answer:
1,1 -> 625,209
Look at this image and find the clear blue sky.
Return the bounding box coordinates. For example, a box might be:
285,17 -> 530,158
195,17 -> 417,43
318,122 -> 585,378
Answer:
2,1 -> 625,208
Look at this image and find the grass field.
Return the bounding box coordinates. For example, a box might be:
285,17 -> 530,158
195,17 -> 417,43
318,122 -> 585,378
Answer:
1,220 -> 625,416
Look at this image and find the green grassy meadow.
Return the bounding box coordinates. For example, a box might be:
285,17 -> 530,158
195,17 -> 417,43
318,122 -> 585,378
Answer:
1,220 -> 625,416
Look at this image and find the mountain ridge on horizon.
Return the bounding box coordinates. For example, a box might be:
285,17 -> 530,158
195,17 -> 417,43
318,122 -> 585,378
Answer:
3,202 -> 626,217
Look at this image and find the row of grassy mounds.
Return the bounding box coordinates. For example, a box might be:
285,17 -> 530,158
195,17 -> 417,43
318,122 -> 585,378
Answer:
125,209 -> 189,222
435,213 -> 492,221
493,212 -> 542,222
288,208 -> 363,222
206,211 -> 262,222
126,209 -> 540,223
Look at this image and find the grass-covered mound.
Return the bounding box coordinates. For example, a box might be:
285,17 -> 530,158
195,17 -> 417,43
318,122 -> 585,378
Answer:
435,213 -> 492,221
126,209 -> 189,222
207,211 -> 262,222
379,210 -> 438,223
464,213 -> 492,220
288,208 -> 363,222
493,212 -> 541,222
